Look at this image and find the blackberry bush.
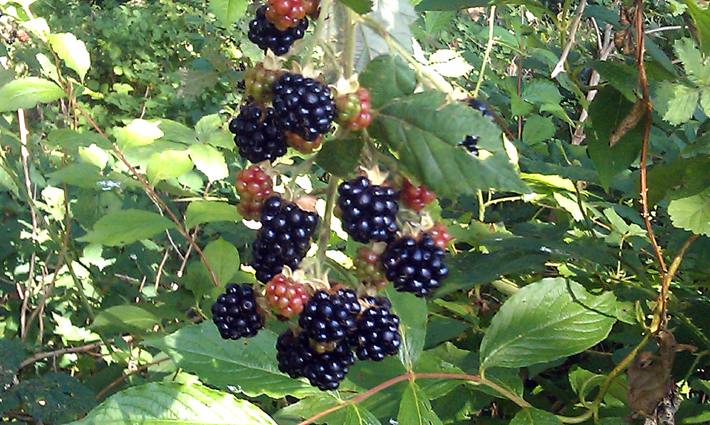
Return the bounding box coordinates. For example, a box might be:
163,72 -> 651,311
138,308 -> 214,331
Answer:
298,288 -> 360,342
229,103 -> 288,163
248,6 -> 308,56
350,296 -> 401,361
337,176 -> 399,243
211,284 -> 264,340
251,196 -> 319,283
272,72 -> 336,141
381,233 -> 449,297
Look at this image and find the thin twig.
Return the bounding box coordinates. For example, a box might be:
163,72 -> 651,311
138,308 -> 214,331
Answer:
472,7 -> 497,99
95,356 -> 171,401
19,336 -> 134,369
551,0 -> 588,78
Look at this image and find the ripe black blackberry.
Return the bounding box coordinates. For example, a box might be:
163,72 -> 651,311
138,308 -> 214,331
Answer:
276,329 -> 355,391
211,284 -> 264,339
251,196 -> 319,283
248,6 -> 308,56
298,289 -> 360,342
350,297 -> 401,361
466,98 -> 495,120
459,135 -> 479,156
229,103 -> 287,163
337,177 -> 399,243
381,233 -> 449,297
271,73 -> 335,141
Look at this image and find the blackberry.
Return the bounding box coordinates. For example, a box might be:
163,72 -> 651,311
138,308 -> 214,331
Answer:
350,297 -> 401,361
381,233 -> 449,297
337,177 -> 399,243
466,98 -> 494,119
248,6 -> 308,56
211,284 -> 264,339
229,103 -> 287,163
251,196 -> 319,283
272,73 -> 336,141
458,135 -> 479,156
276,329 -> 355,390
298,289 -> 360,342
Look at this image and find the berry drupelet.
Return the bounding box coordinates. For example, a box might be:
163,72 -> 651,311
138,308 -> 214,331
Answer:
265,273 -> 309,318
337,176 -> 399,243
251,196 -> 319,283
399,179 -> 436,212
350,296 -> 401,361
381,233 -> 449,297
271,72 -> 336,142
212,284 -> 264,340
248,6 -> 308,56
298,288 -> 361,342
229,103 -> 288,163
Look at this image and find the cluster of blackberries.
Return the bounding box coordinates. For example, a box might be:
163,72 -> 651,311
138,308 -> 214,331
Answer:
459,98 -> 495,156
337,177 -> 399,243
251,196 -> 319,283
277,292 -> 401,390
247,0 -> 319,56
381,233 -> 449,297
212,284 -> 264,340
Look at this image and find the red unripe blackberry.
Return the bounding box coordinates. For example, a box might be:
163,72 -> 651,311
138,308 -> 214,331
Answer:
428,222 -> 451,250
354,246 -> 387,290
337,176 -> 399,243
211,284 -> 264,339
265,0 -> 306,31
301,0 -> 320,17
298,288 -> 360,343
251,196 -> 319,283
335,88 -> 372,131
244,64 -> 281,103
16,30 -> 29,43
265,274 -> 309,318
349,296 -> 401,361
237,195 -> 265,221
272,73 -> 336,142
229,103 -> 288,163
381,233 -> 449,297
286,131 -> 323,154
236,165 -> 273,199
399,179 -> 436,212
248,6 -> 308,56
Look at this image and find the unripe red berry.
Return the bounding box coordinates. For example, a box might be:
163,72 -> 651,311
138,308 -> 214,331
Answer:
265,274 -> 309,318
399,179 -> 436,212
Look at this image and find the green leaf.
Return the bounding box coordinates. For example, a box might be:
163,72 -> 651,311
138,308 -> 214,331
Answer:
522,79 -> 562,106
701,87 -> 710,116
202,238 -> 240,287
46,129 -> 113,150
114,119 -> 164,151
76,209 -> 176,246
209,0 -> 248,28
144,322 -> 318,398
479,278 -> 617,371
509,407 -> 563,425
655,82 -> 700,125
146,149 -> 194,185
275,394 -> 381,425
0,77 -> 66,112
0,338 -> 25,390
522,115 -> 556,145
397,381 -> 443,425
589,60 -> 638,102
67,382 -> 276,425
369,91 -> 528,198
674,38 -> 710,84
383,286 -> 427,369
340,0 -> 373,14
15,373 -> 96,424
679,0 -> 710,55
185,200 -> 240,229
359,55 -> 417,109
587,87 -> 643,190
91,305 -> 160,334
354,0 -> 417,72
189,144 -> 228,182
47,33 -> 91,81
315,138 -> 364,176
668,189 -> 710,236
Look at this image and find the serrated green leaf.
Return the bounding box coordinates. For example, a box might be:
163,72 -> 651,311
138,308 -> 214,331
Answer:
146,150 -> 194,185
16,373 -> 96,424
397,381 -> 443,425
369,91 -> 528,197
480,278 -> 617,370
202,238 -> 240,287
315,138 -> 364,176
67,382 -> 276,425
189,144 -> 228,182
679,0 -> 710,55
655,82 -> 700,125
340,0 -> 373,14
522,79 -> 562,106
359,55 -> 417,109
144,322 -> 318,398
668,189 -> 710,236
589,60 -> 638,102
47,33 -> 90,82
91,305 -> 160,333
46,129 -> 113,150
522,115 -> 556,145
354,0 -> 417,72
185,200 -> 240,229
675,38 -> 710,84
383,286 -> 426,369
701,87 -> 710,116
509,407 -> 563,425
76,209 -> 176,246
587,87 -> 643,190
209,0 -> 248,28
0,77 -> 66,112
114,119 -> 164,151
158,119 -> 198,144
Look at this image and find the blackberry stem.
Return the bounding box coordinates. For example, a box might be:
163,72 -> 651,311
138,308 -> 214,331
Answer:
315,175 -> 339,278
298,0 -> 333,63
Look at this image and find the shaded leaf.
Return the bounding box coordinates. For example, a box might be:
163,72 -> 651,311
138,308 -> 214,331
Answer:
185,200 -> 241,229
522,115 -> 556,145
353,0 -> 417,72
397,381 -> 443,425
46,129 -> 113,151
0,338 -> 25,390
16,373 -> 96,424
0,77 -> 66,112
509,407 -> 563,425
202,238 -> 240,287
679,0 -> 710,55
315,138 -> 364,176
340,0 -> 373,14
359,55 -> 417,109
76,209 -> 176,246
91,305 -> 160,334
383,285 -> 427,369
668,189 -> 710,236
209,0 -> 248,28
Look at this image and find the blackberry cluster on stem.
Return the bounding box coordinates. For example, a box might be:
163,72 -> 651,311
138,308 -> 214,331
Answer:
381,233 -> 449,297
251,196 -> 319,283
337,176 -> 399,243
229,103 -> 288,163
248,6 -> 308,56
212,284 -> 264,340
349,297 -> 401,361
272,73 -> 336,142
298,289 -> 360,342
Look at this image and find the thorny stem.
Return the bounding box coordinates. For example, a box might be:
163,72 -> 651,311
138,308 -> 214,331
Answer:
472,6 -> 497,99
70,100 -> 220,289
316,176 -> 339,279
297,372 -> 530,425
